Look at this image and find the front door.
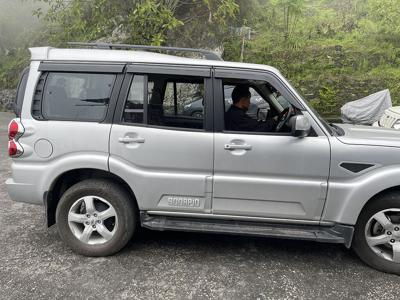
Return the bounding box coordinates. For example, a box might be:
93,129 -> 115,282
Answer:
109,65 -> 214,214
212,69 -> 330,222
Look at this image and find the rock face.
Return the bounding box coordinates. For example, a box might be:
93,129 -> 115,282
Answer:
0,89 -> 16,111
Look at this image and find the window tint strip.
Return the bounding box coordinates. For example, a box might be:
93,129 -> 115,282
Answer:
127,64 -> 211,77
39,62 -> 125,73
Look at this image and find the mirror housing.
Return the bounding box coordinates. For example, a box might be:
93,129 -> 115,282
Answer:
291,115 -> 311,138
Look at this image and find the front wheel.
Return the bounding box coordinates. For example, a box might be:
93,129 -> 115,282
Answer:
56,179 -> 137,256
353,192 -> 400,274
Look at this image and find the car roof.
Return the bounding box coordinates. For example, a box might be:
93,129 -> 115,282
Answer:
29,47 -> 280,74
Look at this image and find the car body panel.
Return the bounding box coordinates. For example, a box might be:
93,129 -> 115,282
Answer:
109,125 -> 214,212
323,139 -> 400,224
6,61 -> 114,204
336,123 -> 400,147
6,153 -> 109,205
212,133 -> 330,221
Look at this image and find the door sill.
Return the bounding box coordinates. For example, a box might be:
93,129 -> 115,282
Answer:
141,212 -> 354,248
145,210 -> 333,226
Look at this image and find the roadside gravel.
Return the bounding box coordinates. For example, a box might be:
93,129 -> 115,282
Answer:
0,112 -> 399,300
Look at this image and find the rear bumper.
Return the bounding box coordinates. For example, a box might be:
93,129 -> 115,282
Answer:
5,178 -> 42,205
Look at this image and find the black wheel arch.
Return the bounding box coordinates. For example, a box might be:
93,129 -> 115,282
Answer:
44,168 -> 137,227
355,186 -> 400,223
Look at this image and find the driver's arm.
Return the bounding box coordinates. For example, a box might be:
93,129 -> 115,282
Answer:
254,118 -> 278,132
236,113 -> 277,132
226,108 -> 277,132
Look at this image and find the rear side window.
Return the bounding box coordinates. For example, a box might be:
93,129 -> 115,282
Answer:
163,82 -> 204,117
121,74 -> 205,130
147,75 -> 205,130
35,72 -> 116,121
14,67 -> 29,117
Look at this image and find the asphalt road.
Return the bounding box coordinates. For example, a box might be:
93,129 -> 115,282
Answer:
0,111 -> 399,300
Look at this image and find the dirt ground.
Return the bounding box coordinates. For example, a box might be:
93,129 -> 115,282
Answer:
0,112 -> 399,300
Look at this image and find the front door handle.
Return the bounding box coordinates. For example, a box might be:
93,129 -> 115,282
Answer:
118,137 -> 145,144
224,144 -> 252,151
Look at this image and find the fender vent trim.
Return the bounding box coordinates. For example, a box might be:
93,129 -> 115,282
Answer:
340,162 -> 375,173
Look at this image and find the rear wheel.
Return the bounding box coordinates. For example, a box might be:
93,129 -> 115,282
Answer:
56,179 -> 137,256
353,192 -> 400,274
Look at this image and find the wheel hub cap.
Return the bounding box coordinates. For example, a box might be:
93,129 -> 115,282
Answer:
365,208 -> 400,263
67,196 -> 118,245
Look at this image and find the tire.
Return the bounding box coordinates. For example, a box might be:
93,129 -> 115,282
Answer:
191,111 -> 203,119
56,179 -> 137,256
352,191 -> 400,275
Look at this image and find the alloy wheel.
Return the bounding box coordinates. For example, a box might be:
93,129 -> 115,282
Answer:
67,196 -> 118,245
365,208 -> 400,262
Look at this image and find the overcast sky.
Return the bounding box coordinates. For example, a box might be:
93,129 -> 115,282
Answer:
0,0 -> 46,49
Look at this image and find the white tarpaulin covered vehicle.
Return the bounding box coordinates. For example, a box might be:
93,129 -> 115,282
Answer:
341,89 -> 392,125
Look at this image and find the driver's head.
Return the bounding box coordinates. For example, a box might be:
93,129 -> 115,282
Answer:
232,85 -> 251,111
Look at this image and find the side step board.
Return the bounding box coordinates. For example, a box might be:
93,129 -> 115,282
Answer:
141,213 -> 354,248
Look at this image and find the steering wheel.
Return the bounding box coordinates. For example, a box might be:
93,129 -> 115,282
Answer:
275,106 -> 295,132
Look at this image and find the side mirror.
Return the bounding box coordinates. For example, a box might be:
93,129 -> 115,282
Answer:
291,115 -> 311,138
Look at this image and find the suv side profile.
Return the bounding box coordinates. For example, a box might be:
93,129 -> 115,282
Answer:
6,44 -> 400,275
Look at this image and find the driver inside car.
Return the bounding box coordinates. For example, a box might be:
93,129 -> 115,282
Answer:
225,84 -> 280,132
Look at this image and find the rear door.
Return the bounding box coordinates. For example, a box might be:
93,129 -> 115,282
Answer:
109,64 -> 214,214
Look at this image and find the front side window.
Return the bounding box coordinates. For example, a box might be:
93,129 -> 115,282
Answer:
222,79 -> 292,134
224,85 -> 269,119
42,72 -> 115,121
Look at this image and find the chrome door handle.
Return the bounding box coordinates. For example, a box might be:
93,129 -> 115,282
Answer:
118,137 -> 145,144
224,144 -> 252,151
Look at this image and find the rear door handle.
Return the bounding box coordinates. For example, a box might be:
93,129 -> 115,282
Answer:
224,144 -> 252,151
118,137 -> 145,144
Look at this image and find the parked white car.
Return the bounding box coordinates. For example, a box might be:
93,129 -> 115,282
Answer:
373,106 -> 400,129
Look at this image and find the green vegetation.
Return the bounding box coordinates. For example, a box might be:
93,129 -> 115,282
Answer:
1,0 -> 400,118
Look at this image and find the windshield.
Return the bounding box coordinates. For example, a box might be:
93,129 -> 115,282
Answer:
309,106 -> 334,135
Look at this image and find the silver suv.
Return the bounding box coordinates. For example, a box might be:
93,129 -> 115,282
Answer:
6,43 -> 400,275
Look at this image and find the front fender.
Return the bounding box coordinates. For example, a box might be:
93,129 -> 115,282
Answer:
322,164 -> 400,225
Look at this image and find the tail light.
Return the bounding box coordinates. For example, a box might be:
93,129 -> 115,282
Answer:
8,119 -> 24,140
8,140 -> 24,157
8,119 -> 24,157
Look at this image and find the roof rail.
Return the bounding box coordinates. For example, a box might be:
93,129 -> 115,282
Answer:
67,42 -> 223,61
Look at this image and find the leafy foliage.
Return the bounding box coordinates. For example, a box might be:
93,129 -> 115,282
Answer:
32,0 -> 238,47
2,0 -> 400,118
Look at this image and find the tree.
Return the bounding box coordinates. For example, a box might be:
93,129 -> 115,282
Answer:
363,0 -> 400,44
34,0 -> 239,48
33,0 -> 183,45
271,0 -> 306,40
